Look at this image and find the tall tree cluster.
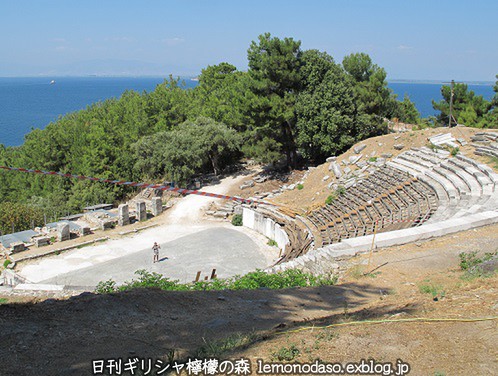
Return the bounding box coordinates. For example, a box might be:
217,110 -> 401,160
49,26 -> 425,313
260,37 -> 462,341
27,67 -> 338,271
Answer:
432,76 -> 498,128
0,33 -> 423,232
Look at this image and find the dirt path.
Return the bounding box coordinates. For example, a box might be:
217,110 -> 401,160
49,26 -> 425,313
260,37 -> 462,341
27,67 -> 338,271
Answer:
167,172 -> 254,224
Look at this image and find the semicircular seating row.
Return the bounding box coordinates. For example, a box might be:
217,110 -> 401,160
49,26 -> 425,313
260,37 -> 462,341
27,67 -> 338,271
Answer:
388,147 -> 498,222
296,147 -> 498,258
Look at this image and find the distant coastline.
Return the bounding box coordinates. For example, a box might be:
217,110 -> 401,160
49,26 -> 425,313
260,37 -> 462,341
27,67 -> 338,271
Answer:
0,75 -> 494,86
389,79 -> 494,86
0,77 -> 495,147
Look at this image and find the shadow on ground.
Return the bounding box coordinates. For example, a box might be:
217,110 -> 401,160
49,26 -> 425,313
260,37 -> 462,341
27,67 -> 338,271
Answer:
0,281 -> 408,375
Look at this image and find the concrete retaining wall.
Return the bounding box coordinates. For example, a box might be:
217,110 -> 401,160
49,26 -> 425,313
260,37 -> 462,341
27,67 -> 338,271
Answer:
242,207 -> 289,250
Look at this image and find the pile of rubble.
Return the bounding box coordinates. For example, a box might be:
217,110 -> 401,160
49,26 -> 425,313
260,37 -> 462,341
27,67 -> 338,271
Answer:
327,145 -> 391,190
206,201 -> 243,219
471,132 -> 498,158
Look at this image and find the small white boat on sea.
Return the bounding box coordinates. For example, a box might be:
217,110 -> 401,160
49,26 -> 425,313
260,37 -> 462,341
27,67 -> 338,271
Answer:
50,80 -> 56,85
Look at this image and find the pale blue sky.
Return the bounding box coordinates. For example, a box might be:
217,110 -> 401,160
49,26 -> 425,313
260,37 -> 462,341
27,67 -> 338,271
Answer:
1,0 -> 497,80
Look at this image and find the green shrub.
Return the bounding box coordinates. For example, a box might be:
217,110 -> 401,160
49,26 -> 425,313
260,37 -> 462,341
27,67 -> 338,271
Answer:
459,251 -> 497,279
459,251 -> 496,270
296,184 -> 304,190
231,214 -> 243,226
368,157 -> 378,162
95,279 -> 117,294
95,269 -> 337,294
271,345 -> 300,361
419,283 -> 445,299
325,194 -> 336,205
267,239 -> 278,247
488,156 -> 498,169
327,186 -> 345,204
3,259 -> 12,268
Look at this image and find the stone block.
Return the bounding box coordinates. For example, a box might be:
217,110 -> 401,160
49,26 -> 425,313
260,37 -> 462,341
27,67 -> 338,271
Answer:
349,155 -> 362,164
57,223 -> 70,242
118,204 -> 130,226
80,227 -> 91,236
151,197 -> 162,216
240,180 -> 255,190
136,201 -> 147,222
11,241 -> 25,253
213,211 -> 228,218
330,162 -> 342,179
34,237 -> 50,248
354,144 -> 367,154
100,219 -> 115,231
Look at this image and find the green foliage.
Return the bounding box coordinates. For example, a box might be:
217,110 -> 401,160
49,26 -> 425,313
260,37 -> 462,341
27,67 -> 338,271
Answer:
296,183 -> 304,190
459,251 -> 496,270
418,283 -> 445,299
432,82 -> 493,128
193,63 -> 256,133
267,238 -> 278,247
296,50 -> 359,161
0,33 -> 439,217
369,157 -> 378,162
325,194 -> 336,205
342,53 -> 396,120
3,259 -> 12,268
95,269 -> 337,294
195,332 -> 261,358
231,214 -> 243,226
326,186 -> 345,204
133,117 -> 241,184
0,298 -> 8,305
246,32 -> 303,166
397,95 -> 421,124
487,156 -> 498,169
271,345 -> 300,361
0,202 -> 44,235
95,279 -> 117,294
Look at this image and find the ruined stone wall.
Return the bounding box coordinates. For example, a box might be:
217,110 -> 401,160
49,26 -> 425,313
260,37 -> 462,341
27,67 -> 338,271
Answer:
242,207 -> 289,250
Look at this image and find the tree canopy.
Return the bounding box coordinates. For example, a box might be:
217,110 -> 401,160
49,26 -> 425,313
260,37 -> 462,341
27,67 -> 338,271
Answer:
0,32 -> 434,233
432,81 -> 495,128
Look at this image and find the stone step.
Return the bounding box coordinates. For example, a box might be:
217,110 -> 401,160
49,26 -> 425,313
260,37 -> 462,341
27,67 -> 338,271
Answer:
387,161 -> 450,205
399,153 -> 434,169
440,162 -> 482,196
393,158 -> 459,200
432,166 -> 470,196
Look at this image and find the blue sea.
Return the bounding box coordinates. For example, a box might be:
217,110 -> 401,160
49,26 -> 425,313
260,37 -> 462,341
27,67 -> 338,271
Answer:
0,77 -> 494,147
